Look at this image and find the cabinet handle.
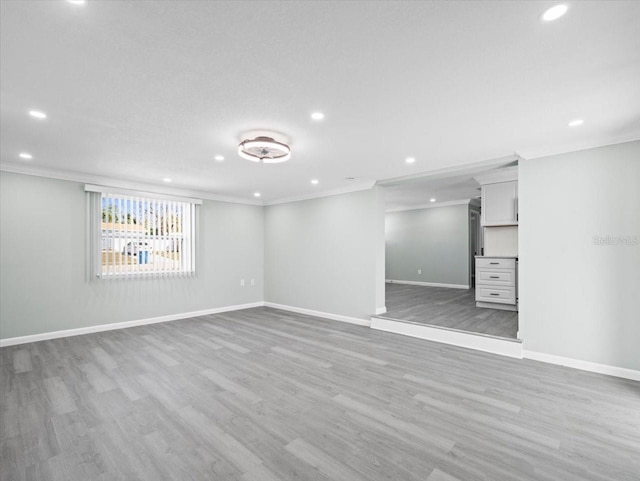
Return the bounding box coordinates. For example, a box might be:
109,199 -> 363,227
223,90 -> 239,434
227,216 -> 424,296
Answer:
490,262 -> 499,265
490,276 -> 499,279
490,293 -> 500,296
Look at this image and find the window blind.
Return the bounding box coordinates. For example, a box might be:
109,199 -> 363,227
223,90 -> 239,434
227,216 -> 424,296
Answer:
86,186 -> 199,279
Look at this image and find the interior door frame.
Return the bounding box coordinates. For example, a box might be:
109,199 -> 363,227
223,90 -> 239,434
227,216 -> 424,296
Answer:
469,207 -> 482,288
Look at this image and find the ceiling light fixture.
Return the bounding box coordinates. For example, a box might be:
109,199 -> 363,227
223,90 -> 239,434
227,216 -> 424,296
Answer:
163,178 -> 172,182
406,157 -> 416,164
311,179 -> 319,185
542,4 -> 568,21
19,152 -> 33,160
238,136 -> 291,163
67,0 -> 86,5
28,110 -> 47,119
214,155 -> 225,161
430,198 -> 436,202
253,192 -> 261,198
311,112 -> 324,120
568,119 -> 584,127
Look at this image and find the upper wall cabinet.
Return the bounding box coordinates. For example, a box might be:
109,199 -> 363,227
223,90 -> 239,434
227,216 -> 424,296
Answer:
474,165 -> 519,227
481,180 -> 518,226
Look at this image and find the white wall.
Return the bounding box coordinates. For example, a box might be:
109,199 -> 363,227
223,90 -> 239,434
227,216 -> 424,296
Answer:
519,141 -> 640,371
0,172 -> 264,340
264,187 -> 386,320
484,226 -> 518,257
385,204 -> 470,287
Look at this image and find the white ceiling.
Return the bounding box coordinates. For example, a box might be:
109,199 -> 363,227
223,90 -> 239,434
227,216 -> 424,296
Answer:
1,1 -> 639,206
382,159 -> 518,212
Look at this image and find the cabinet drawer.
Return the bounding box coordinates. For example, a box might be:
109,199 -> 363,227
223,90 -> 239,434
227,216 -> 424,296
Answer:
476,285 -> 516,304
476,257 -> 516,269
477,269 -> 515,285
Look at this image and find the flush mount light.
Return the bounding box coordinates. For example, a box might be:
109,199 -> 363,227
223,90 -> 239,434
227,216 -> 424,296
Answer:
214,155 -> 225,162
238,136 -> 291,163
542,4 -> 568,21
405,157 -> 416,164
568,119 -> 584,127
311,179 -> 319,185
28,110 -> 47,119
67,0 -> 86,4
19,152 -> 33,160
163,178 -> 172,182
311,112 -> 324,121
430,198 -> 436,202
253,192 -> 261,198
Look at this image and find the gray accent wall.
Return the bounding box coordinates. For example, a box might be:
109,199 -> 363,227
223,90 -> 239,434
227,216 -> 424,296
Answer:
0,172 -> 264,339
264,187 -> 386,320
385,204 -> 470,286
519,140 -> 640,371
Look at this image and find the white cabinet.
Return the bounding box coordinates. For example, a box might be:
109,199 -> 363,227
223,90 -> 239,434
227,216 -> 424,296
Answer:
475,257 -> 517,311
481,181 -> 518,226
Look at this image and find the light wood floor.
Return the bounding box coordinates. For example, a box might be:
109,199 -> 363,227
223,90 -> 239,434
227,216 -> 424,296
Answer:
385,283 -> 519,339
1,307 -> 638,481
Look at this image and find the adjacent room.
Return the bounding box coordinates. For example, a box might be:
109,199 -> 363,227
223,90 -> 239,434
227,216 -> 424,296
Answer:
379,162 -> 522,346
1,2 -> 639,481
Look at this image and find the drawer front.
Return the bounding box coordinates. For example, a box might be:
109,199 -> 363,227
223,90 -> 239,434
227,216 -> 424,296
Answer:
477,269 -> 515,285
476,257 -> 516,269
476,285 -> 516,304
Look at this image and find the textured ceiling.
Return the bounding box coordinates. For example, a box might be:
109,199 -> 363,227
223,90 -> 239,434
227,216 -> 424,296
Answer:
1,1 -> 639,205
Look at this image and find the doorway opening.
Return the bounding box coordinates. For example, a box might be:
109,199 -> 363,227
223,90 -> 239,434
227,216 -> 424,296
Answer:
378,159 -> 519,341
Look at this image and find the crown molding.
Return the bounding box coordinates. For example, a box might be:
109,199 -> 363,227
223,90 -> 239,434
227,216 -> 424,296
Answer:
519,137 -> 640,161
0,162 -> 263,206
474,165 -> 518,185
378,153 -> 522,187
264,180 -> 376,206
385,199 -> 473,213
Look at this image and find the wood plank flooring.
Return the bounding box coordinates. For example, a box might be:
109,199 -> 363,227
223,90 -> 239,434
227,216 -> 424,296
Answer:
1,307 -> 638,481
385,283 -> 519,339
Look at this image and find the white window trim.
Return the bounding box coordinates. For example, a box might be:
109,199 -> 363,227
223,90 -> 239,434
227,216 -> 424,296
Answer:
85,184 -> 203,205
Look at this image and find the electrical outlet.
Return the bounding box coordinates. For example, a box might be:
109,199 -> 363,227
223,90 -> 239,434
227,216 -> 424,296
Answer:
418,269 -> 422,275
240,279 -> 245,287
250,279 -> 255,286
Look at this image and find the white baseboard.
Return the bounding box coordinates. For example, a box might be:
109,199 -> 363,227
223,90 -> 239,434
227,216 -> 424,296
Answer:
476,301 -> 518,311
386,279 -> 470,289
0,302 -> 265,347
375,307 -> 387,315
264,302 -> 371,327
523,350 -> 640,382
371,317 -> 522,358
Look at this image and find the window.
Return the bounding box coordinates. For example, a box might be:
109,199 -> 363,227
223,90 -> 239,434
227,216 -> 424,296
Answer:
86,185 -> 200,279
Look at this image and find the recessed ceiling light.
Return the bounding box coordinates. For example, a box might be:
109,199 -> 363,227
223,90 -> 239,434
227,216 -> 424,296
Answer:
214,155 -> 225,161
19,152 -> 33,160
430,198 -> 436,202
542,4 -> 568,22
406,157 -> 416,164
67,0 -> 86,5
254,192 -> 261,198
28,110 -> 47,119
568,119 -> 584,127
163,178 -> 172,182
311,179 -> 319,185
311,112 -> 324,121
